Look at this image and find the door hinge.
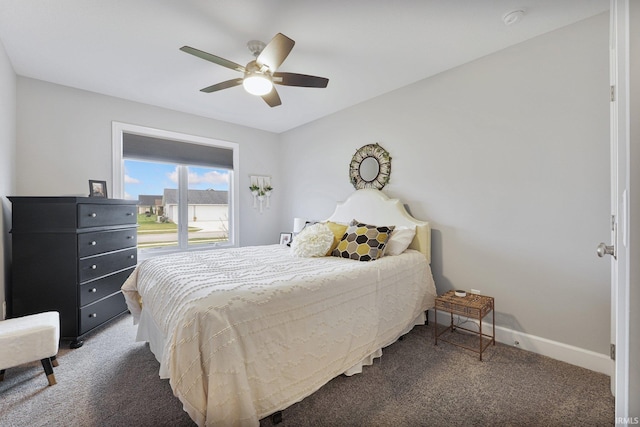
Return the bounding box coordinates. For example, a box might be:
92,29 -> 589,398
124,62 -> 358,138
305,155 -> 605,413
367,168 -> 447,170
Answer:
611,343 -> 616,360
611,85 -> 616,102
612,214 -> 616,232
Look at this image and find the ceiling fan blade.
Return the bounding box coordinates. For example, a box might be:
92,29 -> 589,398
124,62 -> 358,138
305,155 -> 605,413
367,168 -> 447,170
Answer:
256,33 -> 295,72
200,78 -> 243,93
262,88 -> 282,107
180,46 -> 246,73
273,72 -> 329,88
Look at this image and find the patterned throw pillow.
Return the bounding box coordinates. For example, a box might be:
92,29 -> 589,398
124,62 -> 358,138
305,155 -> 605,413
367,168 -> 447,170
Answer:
331,221 -> 395,261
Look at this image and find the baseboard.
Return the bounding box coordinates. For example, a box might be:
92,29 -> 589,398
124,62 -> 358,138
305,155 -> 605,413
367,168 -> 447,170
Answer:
429,310 -> 612,376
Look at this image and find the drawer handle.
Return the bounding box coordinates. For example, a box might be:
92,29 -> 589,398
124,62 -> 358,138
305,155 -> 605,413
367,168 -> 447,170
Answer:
127,236 -> 134,239
90,241 -> 97,246
91,265 -> 97,270
126,212 -> 134,216
129,255 -> 135,259
89,313 -> 97,318
90,213 -> 97,218
89,288 -> 97,293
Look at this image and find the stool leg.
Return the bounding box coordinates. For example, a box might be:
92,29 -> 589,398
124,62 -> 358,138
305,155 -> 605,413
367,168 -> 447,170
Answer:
51,355 -> 59,367
0,369 -> 5,381
41,358 -> 57,386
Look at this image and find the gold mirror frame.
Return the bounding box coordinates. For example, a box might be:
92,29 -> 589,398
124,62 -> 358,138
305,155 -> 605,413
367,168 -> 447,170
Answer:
349,143 -> 392,190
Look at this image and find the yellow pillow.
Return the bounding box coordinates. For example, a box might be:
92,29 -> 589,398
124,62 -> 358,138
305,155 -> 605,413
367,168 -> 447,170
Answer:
324,221 -> 348,255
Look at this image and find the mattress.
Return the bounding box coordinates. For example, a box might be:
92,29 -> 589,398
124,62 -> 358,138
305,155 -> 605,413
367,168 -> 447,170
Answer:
122,244 -> 436,426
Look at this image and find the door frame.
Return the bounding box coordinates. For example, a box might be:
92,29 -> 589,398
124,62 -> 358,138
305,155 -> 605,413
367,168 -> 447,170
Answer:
610,0 -> 630,417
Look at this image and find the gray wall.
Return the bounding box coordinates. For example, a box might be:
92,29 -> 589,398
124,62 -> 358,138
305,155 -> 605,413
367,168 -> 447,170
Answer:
279,14 -> 611,354
0,39 -> 16,319
15,78 -> 282,249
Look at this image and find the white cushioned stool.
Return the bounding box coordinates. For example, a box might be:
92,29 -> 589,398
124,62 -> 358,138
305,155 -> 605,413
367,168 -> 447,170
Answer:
0,311 -> 60,386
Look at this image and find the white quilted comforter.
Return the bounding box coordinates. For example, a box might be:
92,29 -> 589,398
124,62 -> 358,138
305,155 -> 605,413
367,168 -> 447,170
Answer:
122,244 -> 436,426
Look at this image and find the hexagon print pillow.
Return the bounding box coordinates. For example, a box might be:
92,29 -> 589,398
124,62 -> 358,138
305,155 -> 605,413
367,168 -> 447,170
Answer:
331,221 -> 395,261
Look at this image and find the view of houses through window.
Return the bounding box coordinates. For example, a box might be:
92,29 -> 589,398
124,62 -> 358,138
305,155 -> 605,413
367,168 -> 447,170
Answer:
124,159 -> 230,250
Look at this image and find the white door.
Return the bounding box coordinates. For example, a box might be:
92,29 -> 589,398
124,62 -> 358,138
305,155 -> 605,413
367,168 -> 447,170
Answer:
603,0 -> 629,416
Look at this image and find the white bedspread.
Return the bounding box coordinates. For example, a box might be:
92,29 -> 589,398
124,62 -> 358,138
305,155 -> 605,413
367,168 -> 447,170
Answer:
122,244 -> 436,426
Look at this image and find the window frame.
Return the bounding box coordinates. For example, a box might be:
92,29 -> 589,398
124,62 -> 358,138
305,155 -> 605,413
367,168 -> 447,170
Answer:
112,122 -> 239,257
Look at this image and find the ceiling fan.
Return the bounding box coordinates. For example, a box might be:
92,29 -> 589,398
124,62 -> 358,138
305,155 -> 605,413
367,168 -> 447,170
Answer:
180,33 -> 329,107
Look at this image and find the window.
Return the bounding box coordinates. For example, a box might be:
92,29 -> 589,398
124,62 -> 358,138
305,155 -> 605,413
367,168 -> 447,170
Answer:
112,123 -> 239,254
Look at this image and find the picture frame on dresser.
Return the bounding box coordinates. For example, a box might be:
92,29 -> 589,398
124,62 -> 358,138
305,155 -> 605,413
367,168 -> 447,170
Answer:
89,180 -> 108,198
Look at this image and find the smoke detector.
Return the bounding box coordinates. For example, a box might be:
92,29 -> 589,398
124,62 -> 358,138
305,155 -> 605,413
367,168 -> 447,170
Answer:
503,9 -> 525,25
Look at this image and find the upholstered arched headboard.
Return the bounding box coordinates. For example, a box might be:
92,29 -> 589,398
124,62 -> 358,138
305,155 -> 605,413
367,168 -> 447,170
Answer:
325,189 -> 431,263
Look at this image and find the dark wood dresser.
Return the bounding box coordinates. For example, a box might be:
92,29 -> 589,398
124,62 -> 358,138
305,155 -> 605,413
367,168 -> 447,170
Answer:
9,197 -> 138,348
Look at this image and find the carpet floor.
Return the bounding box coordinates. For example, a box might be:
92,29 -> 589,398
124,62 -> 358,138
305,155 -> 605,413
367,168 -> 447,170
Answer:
0,313 -> 614,426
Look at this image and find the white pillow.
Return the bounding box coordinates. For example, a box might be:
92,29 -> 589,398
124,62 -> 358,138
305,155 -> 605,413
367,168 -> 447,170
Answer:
291,223 -> 334,258
384,226 -> 416,256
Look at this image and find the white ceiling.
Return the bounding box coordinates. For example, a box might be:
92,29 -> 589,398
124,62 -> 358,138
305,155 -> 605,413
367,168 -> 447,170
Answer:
0,0 -> 609,134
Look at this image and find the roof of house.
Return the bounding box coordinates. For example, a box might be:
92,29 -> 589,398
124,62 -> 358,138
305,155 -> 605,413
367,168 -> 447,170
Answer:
138,195 -> 163,206
162,189 -> 228,205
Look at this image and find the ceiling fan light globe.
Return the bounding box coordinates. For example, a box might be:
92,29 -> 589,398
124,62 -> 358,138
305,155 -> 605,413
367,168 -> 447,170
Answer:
243,74 -> 273,96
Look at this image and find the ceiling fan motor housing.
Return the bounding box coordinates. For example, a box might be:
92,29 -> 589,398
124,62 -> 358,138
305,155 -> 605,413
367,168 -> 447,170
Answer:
243,60 -> 273,95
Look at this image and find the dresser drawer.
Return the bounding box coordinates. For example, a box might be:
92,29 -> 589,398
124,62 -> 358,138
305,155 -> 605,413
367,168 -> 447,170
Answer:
78,228 -> 137,257
78,204 -> 137,228
79,248 -> 137,283
80,267 -> 134,306
79,292 -> 128,335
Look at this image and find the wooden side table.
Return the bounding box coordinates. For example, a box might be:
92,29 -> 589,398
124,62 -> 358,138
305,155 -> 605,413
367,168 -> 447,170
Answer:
434,291 -> 495,360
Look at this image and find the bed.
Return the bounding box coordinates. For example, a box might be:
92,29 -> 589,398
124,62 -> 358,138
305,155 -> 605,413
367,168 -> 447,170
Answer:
122,189 -> 437,426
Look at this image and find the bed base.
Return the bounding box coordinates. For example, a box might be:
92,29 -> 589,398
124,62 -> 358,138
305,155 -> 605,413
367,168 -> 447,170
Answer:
271,411 -> 283,424
267,310 -> 431,424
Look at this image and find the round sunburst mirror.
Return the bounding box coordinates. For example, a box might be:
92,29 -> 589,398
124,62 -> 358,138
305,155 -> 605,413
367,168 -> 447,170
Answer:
349,143 -> 391,190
